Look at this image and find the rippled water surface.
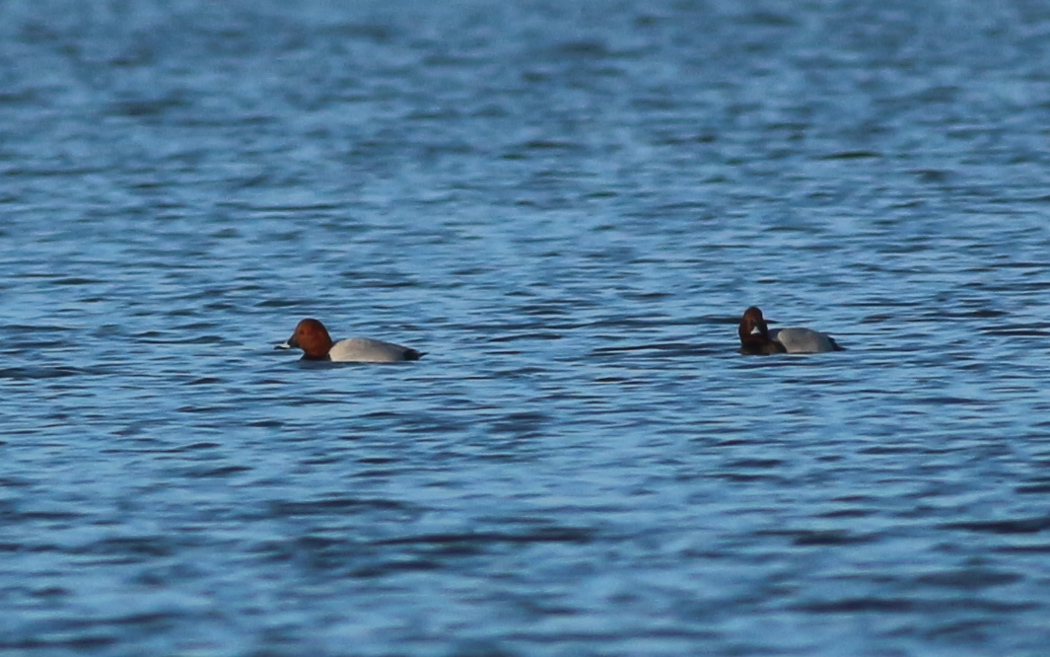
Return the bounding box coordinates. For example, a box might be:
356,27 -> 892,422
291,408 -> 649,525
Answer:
3,0 -> 1050,655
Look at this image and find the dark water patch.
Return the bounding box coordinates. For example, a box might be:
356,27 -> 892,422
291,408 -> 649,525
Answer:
334,273 -> 425,289
724,458 -> 784,469
941,516 -> 1050,534
187,377 -> 225,385
516,139 -> 583,151
3,165 -> 109,178
817,507 -> 877,519
817,150 -> 882,160
74,535 -> 174,559
359,411 -> 405,421
356,455 -> 398,465
106,97 -> 189,118
0,507 -> 83,522
47,276 -> 104,286
247,419 -> 284,428
763,529 -> 877,547
375,526 -> 595,550
183,464 -> 252,478
912,168 -> 954,183
0,634 -> 118,651
1016,481 -> 1050,494
796,597 -> 914,613
169,441 -> 222,452
0,366 -> 90,380
176,405 -> 239,414
29,586 -> 69,598
269,497 -> 413,517
994,543 -> 1050,554
487,411 -> 549,437
913,395 -> 984,405
0,476 -> 34,488
911,568 -> 1022,589
979,326 -> 1050,337
859,444 -> 923,455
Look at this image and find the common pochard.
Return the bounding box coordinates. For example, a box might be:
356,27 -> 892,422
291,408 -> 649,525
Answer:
738,306 -> 842,354
276,318 -> 424,362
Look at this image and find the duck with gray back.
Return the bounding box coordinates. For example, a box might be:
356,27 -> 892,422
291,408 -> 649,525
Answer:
738,306 -> 842,354
277,318 -> 424,362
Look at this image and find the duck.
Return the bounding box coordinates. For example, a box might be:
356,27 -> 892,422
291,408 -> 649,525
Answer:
276,318 -> 424,362
738,306 -> 842,354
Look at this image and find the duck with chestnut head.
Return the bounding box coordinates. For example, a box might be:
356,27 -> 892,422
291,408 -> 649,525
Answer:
738,306 -> 842,355
277,318 -> 424,363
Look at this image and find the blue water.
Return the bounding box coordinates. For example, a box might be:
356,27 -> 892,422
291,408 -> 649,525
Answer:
3,0 -> 1050,655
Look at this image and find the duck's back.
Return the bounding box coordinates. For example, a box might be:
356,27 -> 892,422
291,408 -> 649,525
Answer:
329,337 -> 424,362
770,328 -> 841,354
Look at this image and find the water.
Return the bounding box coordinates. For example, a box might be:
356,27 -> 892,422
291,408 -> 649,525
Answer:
3,0 -> 1050,655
